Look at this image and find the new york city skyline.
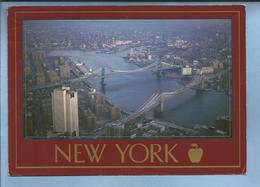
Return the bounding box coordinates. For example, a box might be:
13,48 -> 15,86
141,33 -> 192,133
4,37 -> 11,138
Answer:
23,19 -> 232,139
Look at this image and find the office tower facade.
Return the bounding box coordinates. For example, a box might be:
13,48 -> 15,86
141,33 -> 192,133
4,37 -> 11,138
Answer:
111,106 -> 121,121
83,109 -> 97,131
60,63 -> 70,78
47,70 -> 60,83
36,72 -> 45,86
52,87 -> 79,136
107,121 -> 125,137
94,94 -> 104,117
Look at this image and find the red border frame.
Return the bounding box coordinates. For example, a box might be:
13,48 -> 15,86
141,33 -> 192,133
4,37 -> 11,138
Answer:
8,6 -> 246,175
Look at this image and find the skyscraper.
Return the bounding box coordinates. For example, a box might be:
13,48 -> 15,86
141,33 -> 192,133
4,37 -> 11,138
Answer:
36,72 -> 45,86
59,63 -> 70,78
52,86 -> 79,136
111,106 -> 121,121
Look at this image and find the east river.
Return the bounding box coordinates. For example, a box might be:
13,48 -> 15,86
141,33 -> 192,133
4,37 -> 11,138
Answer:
48,50 -> 230,128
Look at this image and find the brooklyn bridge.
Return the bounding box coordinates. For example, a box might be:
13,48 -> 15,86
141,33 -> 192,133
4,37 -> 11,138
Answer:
32,59 -> 217,123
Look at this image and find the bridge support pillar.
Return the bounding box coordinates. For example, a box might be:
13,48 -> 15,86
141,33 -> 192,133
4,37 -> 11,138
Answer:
156,62 -> 163,80
201,75 -> 205,89
101,67 -> 106,93
160,99 -> 164,113
154,97 -> 164,118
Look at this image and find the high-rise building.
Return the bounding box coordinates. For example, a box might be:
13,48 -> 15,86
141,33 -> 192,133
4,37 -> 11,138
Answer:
94,94 -> 104,117
47,70 -> 60,83
212,59 -> 224,69
52,87 -> 79,136
36,72 -> 45,86
107,121 -> 125,137
60,63 -> 70,78
111,106 -> 121,121
41,97 -> 52,126
24,66 -> 30,77
83,110 -> 97,131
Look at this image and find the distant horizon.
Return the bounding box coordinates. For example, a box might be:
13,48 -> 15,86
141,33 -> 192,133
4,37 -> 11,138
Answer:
24,19 -> 231,33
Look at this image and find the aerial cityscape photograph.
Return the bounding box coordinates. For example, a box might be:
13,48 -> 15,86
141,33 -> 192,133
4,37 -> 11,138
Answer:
22,19 -> 233,139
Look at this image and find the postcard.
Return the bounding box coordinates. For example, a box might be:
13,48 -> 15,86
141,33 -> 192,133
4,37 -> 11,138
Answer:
8,5 -> 246,175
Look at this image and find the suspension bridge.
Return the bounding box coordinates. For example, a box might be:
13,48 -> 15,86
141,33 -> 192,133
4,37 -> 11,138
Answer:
121,67 -> 227,123
31,57 -> 221,123
122,76 -> 203,123
31,60 -> 180,90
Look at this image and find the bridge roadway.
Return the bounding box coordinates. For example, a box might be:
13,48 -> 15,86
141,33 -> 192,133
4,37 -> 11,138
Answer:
31,56 -> 226,130
122,76 -> 202,123
153,120 -> 197,133
32,60 -> 178,90
65,61 -> 159,83
122,67 -> 228,123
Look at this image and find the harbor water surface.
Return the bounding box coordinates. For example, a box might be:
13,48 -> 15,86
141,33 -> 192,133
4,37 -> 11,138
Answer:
49,50 -> 230,128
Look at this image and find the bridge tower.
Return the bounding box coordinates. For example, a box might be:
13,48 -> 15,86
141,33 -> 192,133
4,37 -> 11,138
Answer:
101,67 -> 106,92
200,75 -> 205,90
159,96 -> 164,113
154,95 -> 164,118
156,62 -> 163,80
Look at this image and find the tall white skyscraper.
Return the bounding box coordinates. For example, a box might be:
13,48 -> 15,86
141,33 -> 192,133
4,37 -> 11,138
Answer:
52,86 -> 79,136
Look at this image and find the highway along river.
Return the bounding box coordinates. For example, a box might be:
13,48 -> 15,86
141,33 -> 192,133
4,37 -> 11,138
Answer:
48,50 -> 230,128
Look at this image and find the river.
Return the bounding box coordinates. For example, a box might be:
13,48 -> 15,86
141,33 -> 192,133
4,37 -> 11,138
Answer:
48,50 -> 230,128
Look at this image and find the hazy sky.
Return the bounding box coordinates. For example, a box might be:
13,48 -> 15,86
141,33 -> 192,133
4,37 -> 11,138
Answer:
24,19 -> 231,33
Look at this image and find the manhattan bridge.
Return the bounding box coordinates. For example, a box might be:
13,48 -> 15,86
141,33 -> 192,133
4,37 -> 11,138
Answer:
32,59 -> 220,123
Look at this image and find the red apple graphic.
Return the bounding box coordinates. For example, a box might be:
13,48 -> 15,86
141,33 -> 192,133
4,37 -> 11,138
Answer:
188,144 -> 203,163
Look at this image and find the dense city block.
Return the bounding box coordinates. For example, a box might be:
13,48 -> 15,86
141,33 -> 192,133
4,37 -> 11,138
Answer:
23,20 -> 232,139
